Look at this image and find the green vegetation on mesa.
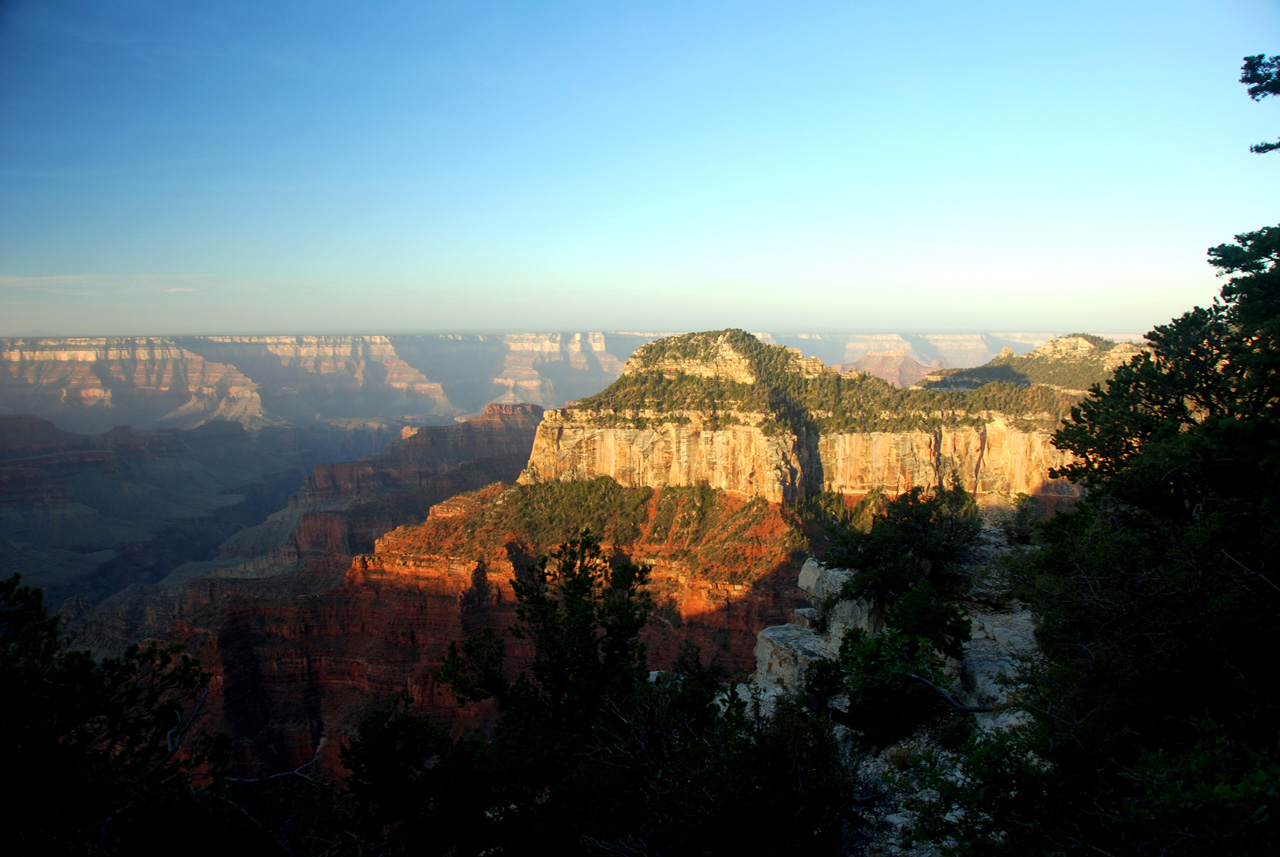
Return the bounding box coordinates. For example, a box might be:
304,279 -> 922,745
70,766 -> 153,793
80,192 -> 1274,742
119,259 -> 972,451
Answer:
578,328 -> 1083,433
920,333 -> 1131,392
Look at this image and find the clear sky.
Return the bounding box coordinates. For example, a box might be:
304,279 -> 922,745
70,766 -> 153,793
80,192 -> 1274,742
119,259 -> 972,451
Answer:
1,1 -> 1277,336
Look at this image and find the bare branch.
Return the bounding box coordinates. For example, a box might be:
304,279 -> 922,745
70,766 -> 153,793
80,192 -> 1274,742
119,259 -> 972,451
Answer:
1220,549 -> 1280,594
223,736 -> 329,785
907,674 -> 991,713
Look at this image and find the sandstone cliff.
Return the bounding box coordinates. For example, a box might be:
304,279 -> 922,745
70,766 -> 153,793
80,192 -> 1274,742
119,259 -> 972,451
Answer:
520,411 -> 806,503
519,330 -> 1082,504
519,413 -> 1075,504
814,420 -> 1077,498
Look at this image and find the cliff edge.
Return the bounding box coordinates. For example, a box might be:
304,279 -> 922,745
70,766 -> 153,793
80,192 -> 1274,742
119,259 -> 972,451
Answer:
520,330 -> 1083,504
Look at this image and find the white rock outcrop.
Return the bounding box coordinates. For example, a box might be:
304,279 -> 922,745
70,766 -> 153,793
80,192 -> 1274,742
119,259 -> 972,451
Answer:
755,559 -> 880,688
753,544 -> 1039,732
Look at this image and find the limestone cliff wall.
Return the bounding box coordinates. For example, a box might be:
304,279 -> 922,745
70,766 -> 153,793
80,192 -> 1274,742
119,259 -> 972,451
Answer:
520,410 -> 1078,503
518,410 -> 806,504
816,420 -> 1078,498
0,337 -> 262,431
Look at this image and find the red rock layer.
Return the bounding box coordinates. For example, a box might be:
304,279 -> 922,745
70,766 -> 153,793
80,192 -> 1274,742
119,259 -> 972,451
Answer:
128,481 -> 806,776
842,349 -> 942,389
274,403 -> 545,564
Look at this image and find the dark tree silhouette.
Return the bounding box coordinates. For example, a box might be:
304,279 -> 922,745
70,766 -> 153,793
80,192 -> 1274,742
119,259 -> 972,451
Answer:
1241,53 -> 1280,153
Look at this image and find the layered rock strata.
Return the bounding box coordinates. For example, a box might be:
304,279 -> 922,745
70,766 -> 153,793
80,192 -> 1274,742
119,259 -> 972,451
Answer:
81,481 -> 807,775
519,330 -> 1083,504
217,403 -> 545,571
0,334 -> 657,434
521,414 -> 1076,504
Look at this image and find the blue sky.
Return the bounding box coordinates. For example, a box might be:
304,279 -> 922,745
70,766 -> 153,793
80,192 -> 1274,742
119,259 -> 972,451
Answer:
1,1 -> 1277,335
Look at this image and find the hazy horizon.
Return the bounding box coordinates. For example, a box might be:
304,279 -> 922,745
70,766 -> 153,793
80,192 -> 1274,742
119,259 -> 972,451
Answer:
0,328 -> 1143,342
3,1 -> 1277,336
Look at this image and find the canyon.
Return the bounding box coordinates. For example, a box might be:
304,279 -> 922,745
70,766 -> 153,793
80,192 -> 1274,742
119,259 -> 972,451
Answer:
0,332 -> 659,611
0,331 -> 1076,437
77,479 -> 809,773
0,332 -> 658,435
0,414 -> 335,608
6,328 -> 1112,775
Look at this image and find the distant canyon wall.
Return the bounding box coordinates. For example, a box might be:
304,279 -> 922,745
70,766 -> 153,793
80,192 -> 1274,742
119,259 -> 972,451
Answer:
0,332 -> 1081,435
0,333 -> 656,434
758,332 -> 1058,370
519,409 -> 1079,504
0,414 -> 319,607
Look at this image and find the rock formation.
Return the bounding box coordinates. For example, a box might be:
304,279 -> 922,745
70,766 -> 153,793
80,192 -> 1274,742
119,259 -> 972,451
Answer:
29,328 -> 1118,778
207,403 -> 545,573
1,331 -> 1125,435
752,541 -> 1039,733
757,332 -> 1058,372
841,348 -> 941,389
919,334 -> 1147,393
0,333 -> 658,435
754,559 -> 871,690
80,480 -> 808,775
520,330 -> 1082,505
0,338 -> 268,433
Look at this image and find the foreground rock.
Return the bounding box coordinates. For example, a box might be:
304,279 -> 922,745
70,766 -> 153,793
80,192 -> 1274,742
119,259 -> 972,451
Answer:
751,535 -> 1040,855
754,539 -> 1035,716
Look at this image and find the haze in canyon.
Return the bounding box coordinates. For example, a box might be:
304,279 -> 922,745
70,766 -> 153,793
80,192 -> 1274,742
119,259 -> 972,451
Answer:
0,325 -> 1126,772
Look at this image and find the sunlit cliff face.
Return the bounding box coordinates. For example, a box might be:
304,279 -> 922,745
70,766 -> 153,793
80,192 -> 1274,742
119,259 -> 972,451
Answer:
521,331 -> 1081,505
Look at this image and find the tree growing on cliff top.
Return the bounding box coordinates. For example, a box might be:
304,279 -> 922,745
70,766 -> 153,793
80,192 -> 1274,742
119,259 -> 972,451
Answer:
905,237 -> 1280,855
800,486 -> 977,746
1242,53 -> 1280,153
412,533 -> 658,850
441,531 -> 653,744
